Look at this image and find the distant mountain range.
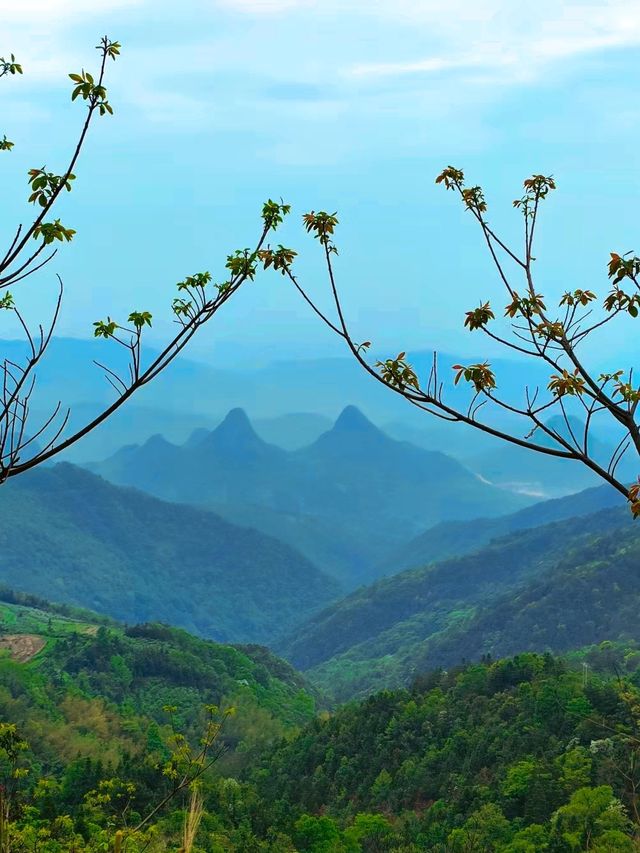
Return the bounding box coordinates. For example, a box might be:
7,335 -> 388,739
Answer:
379,481 -> 625,573
279,497 -> 635,702
0,337 -> 569,444
88,405 -> 531,587
385,414 -> 634,499
10,335 -> 625,501
0,463 -> 340,644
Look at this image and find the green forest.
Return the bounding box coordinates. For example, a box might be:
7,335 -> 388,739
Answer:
2,591 -> 640,851
0,448 -> 638,851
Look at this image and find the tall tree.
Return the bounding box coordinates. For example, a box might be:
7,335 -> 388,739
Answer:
269,171 -> 640,515
0,38 -> 289,482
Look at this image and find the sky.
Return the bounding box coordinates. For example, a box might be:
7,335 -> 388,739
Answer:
1,0 -> 640,369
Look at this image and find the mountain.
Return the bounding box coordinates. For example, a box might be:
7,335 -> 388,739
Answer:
89,406 -> 532,587
32,402 -> 217,465
18,335 -> 631,497
0,463 -> 340,644
387,412 -> 634,500
9,335 -> 574,461
4,337 -> 223,463
409,520 -> 640,675
279,504 -> 634,701
379,482 -> 626,573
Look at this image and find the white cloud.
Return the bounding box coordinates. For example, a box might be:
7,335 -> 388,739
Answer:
0,0 -> 143,83
346,1 -> 640,81
350,52 -> 515,79
217,0 -> 316,11
0,0 -> 141,23
4,0 -> 640,163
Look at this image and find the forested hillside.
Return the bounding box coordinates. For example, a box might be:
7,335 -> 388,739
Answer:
4,589 -> 640,851
0,590 -> 319,848
90,405 -> 530,587
254,652 -> 640,851
410,520 -> 640,675
0,590 -> 315,755
0,463 -> 340,644
282,506 -> 635,701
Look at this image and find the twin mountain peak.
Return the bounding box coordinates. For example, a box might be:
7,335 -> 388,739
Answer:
187,404 -> 384,454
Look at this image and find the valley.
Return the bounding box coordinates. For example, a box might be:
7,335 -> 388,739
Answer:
3,9 -> 639,848
88,403 -> 532,588
0,463 -> 340,644
1,379 -> 639,850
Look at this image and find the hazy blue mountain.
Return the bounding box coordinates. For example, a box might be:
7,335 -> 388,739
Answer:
7,336 -> 577,465
464,414 -> 633,499
42,403 -> 216,464
184,426 -> 211,447
384,418 -> 500,461
293,405 -> 530,544
0,463 -> 340,644
387,411 -> 631,499
379,482 -> 626,574
278,505 -> 633,701
13,335 -> 627,498
185,410 -> 322,454
89,405 -> 532,587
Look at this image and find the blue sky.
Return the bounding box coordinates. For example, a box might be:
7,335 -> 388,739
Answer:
1,0 -> 640,368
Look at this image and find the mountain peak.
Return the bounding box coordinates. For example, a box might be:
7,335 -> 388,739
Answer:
204,408 -> 264,452
333,405 -> 380,434
143,433 -> 175,451
217,407 -> 254,432
302,406 -> 388,458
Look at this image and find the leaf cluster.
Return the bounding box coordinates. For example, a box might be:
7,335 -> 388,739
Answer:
27,168 -> 76,208
375,352 -> 419,390
258,246 -> 297,275
452,361 -> 497,392
464,301 -> 495,331
303,211 -> 339,252
261,198 -> 291,231
548,369 -> 586,398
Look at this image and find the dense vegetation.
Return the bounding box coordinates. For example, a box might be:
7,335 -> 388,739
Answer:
408,521 -> 640,674
0,593 -> 320,849
0,594 -> 315,754
282,506 -> 635,702
0,462 -> 339,643
255,651 -> 640,851
5,601 -> 640,852
90,405 -> 530,587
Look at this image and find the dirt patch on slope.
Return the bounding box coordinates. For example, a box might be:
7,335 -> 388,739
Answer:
0,634 -> 46,662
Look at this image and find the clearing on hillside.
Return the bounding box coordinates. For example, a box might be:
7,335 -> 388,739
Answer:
0,634 -> 46,662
